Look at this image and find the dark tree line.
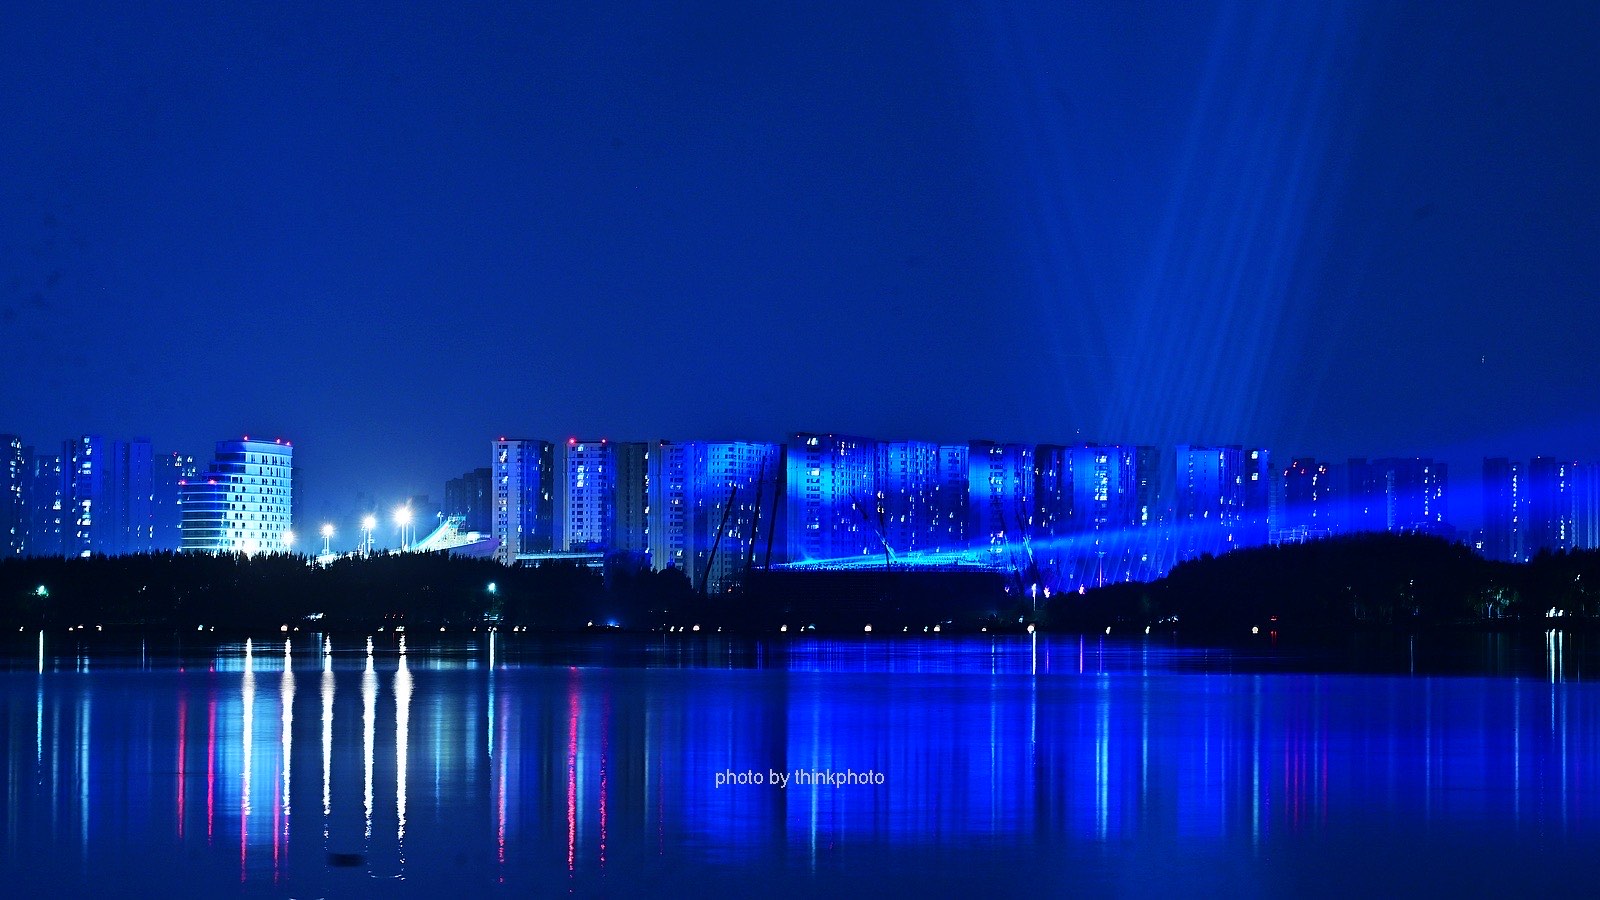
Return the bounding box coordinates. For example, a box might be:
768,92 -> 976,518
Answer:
0,551 -> 700,631
8,535 -> 1600,635
1046,533 -> 1600,634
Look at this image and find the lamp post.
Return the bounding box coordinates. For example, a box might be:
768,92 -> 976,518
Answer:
395,505 -> 414,552
361,514 -> 377,557
320,523 -> 334,556
282,530 -> 296,553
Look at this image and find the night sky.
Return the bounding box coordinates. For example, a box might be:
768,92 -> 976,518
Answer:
2,1 -> 1595,527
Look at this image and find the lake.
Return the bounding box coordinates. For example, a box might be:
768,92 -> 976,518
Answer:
3,630 -> 1599,896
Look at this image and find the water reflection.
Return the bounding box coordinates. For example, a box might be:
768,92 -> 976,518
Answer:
6,635 -> 1600,894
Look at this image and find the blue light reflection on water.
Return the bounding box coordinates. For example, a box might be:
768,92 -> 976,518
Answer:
3,633 -> 1600,896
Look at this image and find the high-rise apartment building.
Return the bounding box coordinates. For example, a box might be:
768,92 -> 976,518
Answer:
59,436 -> 156,557
1574,462 -> 1600,551
1280,457 -> 1339,540
180,438 -> 294,554
879,441 -> 967,555
555,439 -> 615,552
613,441 -> 649,558
443,467 -> 493,535
1173,445 -> 1271,555
650,440 -> 781,591
154,451 -> 197,552
25,450 -> 62,558
1528,457 -> 1576,555
0,435 -> 24,558
492,438 -> 554,564
967,441 -> 1034,554
785,433 -> 881,562
647,440 -> 689,572
1483,457 -> 1525,563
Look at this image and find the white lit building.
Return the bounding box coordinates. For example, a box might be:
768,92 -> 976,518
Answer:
180,437 -> 294,554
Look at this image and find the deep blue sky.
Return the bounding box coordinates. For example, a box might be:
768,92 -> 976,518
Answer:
1,1 -> 1595,526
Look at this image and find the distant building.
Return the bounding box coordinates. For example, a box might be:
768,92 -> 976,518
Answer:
650,440 -> 781,592
1574,462 -> 1600,551
1527,457 -> 1576,555
967,441 -> 1034,556
647,440 -> 689,572
25,450 -> 63,558
1279,457 -> 1339,541
1135,445 -> 1164,527
613,442 -> 649,559
155,451 -> 197,552
1482,457 -> 1525,563
785,433 -> 881,562
492,438 -> 554,563
880,441 -> 966,555
59,436 -> 155,557
111,439 -> 155,554
1341,457 -> 1449,538
443,467 -> 493,535
0,435 -> 24,558
1173,445 -> 1270,555
180,438 -> 294,554
555,439 -> 615,552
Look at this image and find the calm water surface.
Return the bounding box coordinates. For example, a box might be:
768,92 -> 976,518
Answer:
3,631 -> 1600,896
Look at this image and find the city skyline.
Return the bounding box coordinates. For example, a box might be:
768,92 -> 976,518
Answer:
1,1 -> 1595,535
7,425 -> 1596,596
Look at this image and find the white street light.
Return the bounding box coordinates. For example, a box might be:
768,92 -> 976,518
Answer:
394,505 -> 414,551
361,514 -> 378,557
320,523 -> 334,555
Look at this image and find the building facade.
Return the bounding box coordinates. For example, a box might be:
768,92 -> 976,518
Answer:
444,467 -> 493,535
1482,457 -> 1525,563
555,439 -> 615,552
650,440 -> 781,591
967,441 -> 1034,556
785,433 -> 881,562
613,442 -> 649,558
493,438 -> 554,563
180,438 -> 294,554
1528,456 -> 1576,556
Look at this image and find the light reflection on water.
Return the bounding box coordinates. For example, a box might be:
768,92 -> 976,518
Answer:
3,633 -> 1600,896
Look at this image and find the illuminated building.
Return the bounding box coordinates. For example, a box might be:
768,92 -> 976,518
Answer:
155,451 -> 197,552
1482,458 -> 1525,563
1279,457 -> 1339,542
180,437 -> 294,554
1173,445 -> 1271,555
649,440 -> 781,591
555,439 -> 615,552
1575,462 -> 1600,551
1527,456 -> 1576,555
0,435 -> 23,557
785,433 -> 881,562
1135,445 -> 1164,527
493,438 -> 554,564
880,441 -> 967,554
1346,457 -> 1450,537
1034,444 -> 1143,538
25,450 -> 62,557
59,436 -> 155,557
967,441 -> 1034,553
647,440 -> 688,571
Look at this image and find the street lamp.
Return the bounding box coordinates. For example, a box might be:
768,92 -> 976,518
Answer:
282,529 -> 296,552
394,505 -> 414,551
361,514 -> 377,557
320,523 -> 334,556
